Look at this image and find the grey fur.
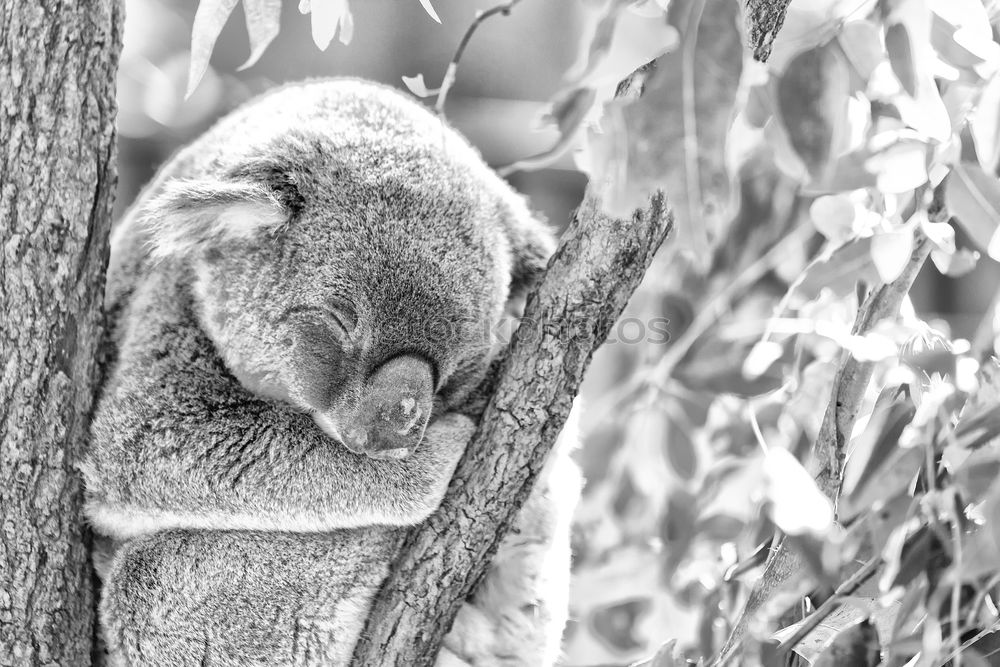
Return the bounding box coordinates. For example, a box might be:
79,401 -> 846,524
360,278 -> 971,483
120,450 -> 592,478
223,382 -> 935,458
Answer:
84,79 -> 579,666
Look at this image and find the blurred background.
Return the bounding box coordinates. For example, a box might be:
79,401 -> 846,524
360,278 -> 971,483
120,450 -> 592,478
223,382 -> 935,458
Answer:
115,1 -> 1000,664
116,0 -> 588,228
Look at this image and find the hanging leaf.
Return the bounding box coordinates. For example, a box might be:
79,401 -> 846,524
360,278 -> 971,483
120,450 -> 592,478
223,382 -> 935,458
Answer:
809,194 -> 857,243
773,600 -> 874,663
659,489 -> 698,577
650,639 -> 686,667
953,402 -> 1000,451
695,514 -> 745,541
841,446 -> 923,519
954,446 -> 1000,501
930,247 -> 979,276
864,138 -> 929,194
841,388 -> 915,502
956,648 -> 995,667
885,23 -> 916,97
744,82 -> 773,128
888,525 -> 933,589
239,0 -> 282,70
960,121 -> 982,164
301,0 -> 354,50
501,86 -> 597,178
417,0 -> 441,24
764,448 -> 834,535
971,74 -> 1000,173
883,0 -> 951,141
889,574 -> 927,642
187,0 -> 239,98
743,340 -> 785,381
776,42 -> 851,181
674,333 -> 792,397
401,73 -> 438,98
589,597 -> 652,655
932,14 -> 990,71
786,533 -> 835,586
794,236 -> 880,301
864,492 -> 914,557
631,638 -> 686,667
812,618 -> 880,667
576,5 -> 678,90
838,20 -> 884,85
930,0 -> 1000,73
919,214 -> 956,253
871,227 -> 916,282
805,146 -> 879,193
664,417 -> 698,481
945,161 -> 1000,258
509,2 -> 678,183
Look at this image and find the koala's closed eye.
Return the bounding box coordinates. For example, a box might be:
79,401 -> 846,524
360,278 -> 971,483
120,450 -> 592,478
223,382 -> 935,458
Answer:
279,304 -> 357,342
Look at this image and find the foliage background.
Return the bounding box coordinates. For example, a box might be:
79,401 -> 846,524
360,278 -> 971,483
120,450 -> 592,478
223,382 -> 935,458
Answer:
116,0 -> 1000,664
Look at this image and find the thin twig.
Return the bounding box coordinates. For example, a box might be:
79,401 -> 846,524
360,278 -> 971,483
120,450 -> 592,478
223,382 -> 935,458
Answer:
710,234 -> 932,667
935,619 -> 1000,667
748,402 -> 770,454
951,494 -> 963,667
818,233 -> 930,485
776,556 -> 881,656
434,0 -> 524,115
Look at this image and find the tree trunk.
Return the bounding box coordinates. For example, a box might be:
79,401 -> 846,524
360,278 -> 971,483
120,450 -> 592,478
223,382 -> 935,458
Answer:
0,1 -> 122,664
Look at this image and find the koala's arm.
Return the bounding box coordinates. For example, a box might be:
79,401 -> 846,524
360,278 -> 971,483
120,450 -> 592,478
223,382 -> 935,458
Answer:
86,413 -> 475,540
97,436 -> 578,667
284,411 -> 477,528
85,365 -> 477,540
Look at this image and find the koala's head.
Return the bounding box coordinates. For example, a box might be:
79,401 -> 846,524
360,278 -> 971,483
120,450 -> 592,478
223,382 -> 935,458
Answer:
140,137 -> 553,459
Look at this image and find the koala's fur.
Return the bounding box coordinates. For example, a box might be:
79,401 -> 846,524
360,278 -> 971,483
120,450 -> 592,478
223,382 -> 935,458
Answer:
82,78 -> 580,666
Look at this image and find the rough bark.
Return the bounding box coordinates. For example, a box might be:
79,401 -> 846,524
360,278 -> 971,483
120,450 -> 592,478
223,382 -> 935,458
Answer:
743,0 -> 792,62
352,191 -> 674,666
0,1 -> 122,664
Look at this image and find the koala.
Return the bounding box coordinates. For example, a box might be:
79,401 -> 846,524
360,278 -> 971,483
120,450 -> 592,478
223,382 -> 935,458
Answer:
82,78 -> 581,666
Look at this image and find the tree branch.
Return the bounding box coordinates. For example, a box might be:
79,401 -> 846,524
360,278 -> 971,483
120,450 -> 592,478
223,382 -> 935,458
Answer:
776,555 -> 881,657
351,191 -> 674,665
711,233 -> 932,666
434,0 -> 524,115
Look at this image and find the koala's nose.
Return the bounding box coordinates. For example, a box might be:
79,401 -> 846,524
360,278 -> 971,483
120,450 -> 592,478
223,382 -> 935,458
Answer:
361,354 -> 434,457
339,425 -> 369,454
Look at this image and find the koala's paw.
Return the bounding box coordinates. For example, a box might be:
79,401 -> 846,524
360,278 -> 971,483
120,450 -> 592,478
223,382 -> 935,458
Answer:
386,412 -> 476,526
421,412 -> 476,471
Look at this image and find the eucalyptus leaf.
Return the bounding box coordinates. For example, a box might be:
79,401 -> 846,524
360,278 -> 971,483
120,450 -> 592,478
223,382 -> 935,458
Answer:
187,0 -> 239,98
945,161 -> 1000,258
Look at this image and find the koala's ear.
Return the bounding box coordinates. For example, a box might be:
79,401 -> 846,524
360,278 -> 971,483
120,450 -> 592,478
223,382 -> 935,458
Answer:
500,196 -> 557,298
141,179 -> 287,259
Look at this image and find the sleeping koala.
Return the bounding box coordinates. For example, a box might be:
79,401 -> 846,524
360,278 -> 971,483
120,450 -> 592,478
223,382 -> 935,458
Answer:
82,78 -> 580,666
